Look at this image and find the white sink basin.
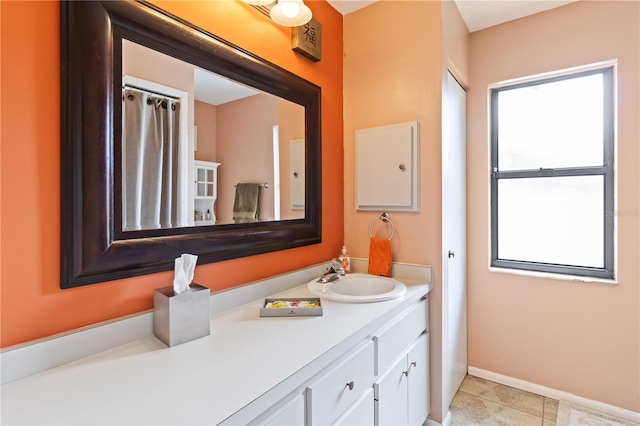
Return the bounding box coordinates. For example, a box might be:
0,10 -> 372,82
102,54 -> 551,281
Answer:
307,273 -> 406,303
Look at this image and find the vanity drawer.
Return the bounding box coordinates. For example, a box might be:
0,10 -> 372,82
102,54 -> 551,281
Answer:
306,340 -> 375,425
335,387 -> 374,426
374,298 -> 428,375
261,394 -> 305,426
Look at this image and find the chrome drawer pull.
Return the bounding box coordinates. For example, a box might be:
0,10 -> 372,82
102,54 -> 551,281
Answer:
346,381 -> 354,390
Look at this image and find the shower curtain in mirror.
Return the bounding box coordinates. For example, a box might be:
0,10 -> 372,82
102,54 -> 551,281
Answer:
122,87 -> 186,231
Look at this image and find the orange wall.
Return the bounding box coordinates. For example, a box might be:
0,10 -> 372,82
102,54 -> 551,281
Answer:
0,0 -> 344,348
343,0 -> 445,420
467,1 -> 639,411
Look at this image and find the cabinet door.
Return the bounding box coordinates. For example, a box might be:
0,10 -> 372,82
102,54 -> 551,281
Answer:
195,166 -> 208,197
374,354 -> 408,426
407,333 -> 429,426
355,121 -> 419,211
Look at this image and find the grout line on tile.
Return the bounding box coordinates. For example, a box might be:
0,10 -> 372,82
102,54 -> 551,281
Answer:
456,389 -> 547,422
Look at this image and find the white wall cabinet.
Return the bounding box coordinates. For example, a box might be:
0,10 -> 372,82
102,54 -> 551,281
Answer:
355,121 -> 419,212
194,160 -> 220,225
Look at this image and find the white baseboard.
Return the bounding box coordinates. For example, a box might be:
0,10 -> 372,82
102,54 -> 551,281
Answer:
468,366 -> 640,424
442,410 -> 452,426
426,410 -> 451,426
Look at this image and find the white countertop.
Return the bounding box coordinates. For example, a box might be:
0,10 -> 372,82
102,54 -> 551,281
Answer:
1,273 -> 431,425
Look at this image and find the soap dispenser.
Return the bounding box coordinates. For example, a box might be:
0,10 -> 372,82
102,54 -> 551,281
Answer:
339,245 -> 351,272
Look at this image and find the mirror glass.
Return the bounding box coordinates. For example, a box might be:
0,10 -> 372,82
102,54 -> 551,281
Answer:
122,40 -> 305,231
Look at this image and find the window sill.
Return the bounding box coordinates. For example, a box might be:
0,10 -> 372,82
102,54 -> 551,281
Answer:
488,266 -> 617,285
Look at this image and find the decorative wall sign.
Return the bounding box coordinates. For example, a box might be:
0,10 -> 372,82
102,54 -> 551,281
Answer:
292,17 -> 322,62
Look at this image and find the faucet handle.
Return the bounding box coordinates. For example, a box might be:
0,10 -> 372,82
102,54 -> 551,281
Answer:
330,258 -> 344,272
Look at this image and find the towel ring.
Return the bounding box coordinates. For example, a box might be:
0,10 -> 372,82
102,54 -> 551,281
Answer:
368,212 -> 395,240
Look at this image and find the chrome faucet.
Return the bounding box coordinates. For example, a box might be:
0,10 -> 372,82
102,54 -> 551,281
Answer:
317,258 -> 345,284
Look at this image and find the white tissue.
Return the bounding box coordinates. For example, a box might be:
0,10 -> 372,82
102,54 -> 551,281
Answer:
173,253 -> 198,293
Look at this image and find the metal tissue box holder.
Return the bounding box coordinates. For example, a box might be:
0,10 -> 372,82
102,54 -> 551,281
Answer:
153,284 -> 211,346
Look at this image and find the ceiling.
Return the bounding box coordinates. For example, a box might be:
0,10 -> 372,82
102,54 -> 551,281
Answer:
195,0 -> 579,105
194,68 -> 259,105
326,0 -> 577,32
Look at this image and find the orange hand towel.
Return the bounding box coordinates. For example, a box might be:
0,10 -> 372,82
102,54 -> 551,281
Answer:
368,237 -> 392,277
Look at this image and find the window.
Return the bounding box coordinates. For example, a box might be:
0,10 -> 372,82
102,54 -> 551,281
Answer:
490,66 -> 614,279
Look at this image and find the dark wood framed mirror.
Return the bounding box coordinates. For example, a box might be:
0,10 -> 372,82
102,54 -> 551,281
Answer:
60,0 -> 321,288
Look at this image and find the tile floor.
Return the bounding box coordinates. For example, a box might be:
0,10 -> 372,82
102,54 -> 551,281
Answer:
450,375 -> 559,426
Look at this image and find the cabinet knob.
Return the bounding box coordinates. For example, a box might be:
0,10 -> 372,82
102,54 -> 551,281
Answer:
346,381 -> 354,391
399,164 -> 406,171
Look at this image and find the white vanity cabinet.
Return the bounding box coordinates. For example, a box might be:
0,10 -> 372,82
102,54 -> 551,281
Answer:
406,334 -> 430,426
335,388 -> 375,425
194,160 -> 220,225
373,298 -> 429,375
373,298 -> 430,426
375,333 -> 429,426
237,297 -> 430,426
0,267 -> 432,426
306,341 -> 375,425
261,394 -> 305,425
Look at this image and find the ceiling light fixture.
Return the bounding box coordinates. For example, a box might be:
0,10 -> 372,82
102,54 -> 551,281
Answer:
243,0 -> 312,27
242,0 -> 274,5
270,0 -> 312,26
